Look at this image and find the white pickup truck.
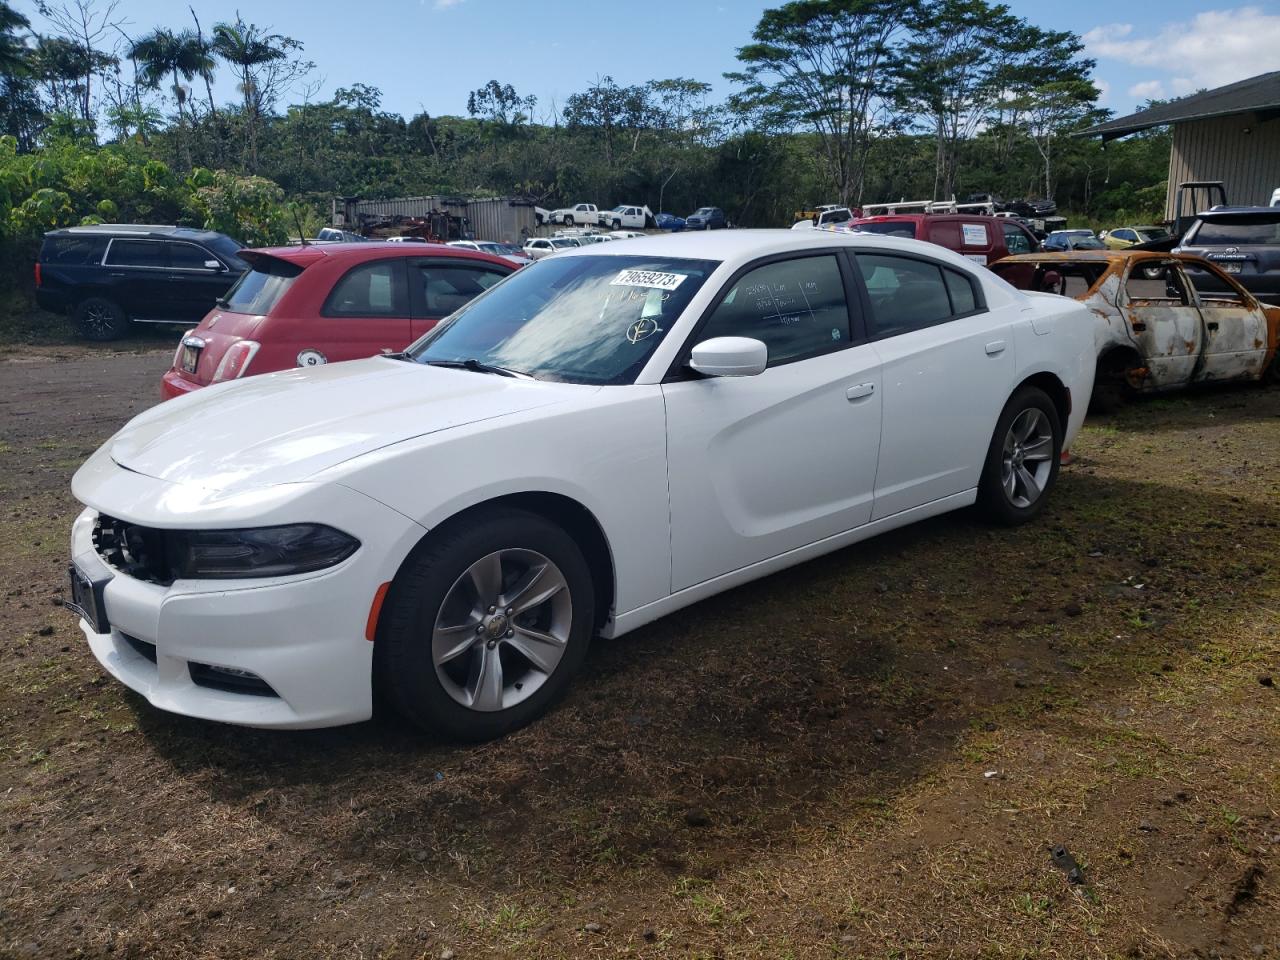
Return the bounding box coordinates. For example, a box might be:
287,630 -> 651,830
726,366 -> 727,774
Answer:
598,205 -> 654,229
547,203 -> 600,226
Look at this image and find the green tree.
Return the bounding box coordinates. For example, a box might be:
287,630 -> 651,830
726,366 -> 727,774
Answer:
728,0 -> 914,206
129,28 -> 206,169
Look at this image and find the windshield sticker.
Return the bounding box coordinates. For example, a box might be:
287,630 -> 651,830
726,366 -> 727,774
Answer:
626,317 -> 663,343
611,269 -> 688,291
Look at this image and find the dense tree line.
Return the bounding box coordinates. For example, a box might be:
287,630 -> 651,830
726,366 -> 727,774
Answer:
0,0 -> 1170,308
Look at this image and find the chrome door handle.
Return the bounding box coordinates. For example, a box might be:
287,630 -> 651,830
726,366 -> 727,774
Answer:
846,382 -> 875,401
985,340 -> 1007,355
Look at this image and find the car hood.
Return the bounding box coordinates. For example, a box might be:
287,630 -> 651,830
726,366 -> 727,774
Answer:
107,357 -> 586,493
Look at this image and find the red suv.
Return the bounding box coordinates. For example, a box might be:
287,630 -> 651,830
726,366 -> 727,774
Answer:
161,243 -> 514,399
848,214 -> 1039,265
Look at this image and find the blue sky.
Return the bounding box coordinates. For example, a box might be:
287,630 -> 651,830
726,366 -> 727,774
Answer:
21,0 -> 1280,121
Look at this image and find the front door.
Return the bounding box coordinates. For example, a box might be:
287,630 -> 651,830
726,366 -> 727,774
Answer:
1179,260 -> 1269,382
663,252 -> 882,591
165,240 -> 232,322
305,259 -> 412,363
854,251 -> 1015,519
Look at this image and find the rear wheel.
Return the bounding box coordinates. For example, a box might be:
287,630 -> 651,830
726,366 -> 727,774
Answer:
375,508 -> 594,741
978,386 -> 1062,525
74,296 -> 127,341
1089,351 -> 1140,414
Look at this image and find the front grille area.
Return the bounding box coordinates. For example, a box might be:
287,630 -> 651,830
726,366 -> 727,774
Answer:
94,514 -> 175,585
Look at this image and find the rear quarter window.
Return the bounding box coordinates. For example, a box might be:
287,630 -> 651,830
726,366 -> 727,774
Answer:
40,235 -> 109,265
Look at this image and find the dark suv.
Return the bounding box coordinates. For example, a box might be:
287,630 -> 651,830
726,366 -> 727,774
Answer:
1174,206 -> 1280,305
684,207 -> 727,230
36,225 -> 247,340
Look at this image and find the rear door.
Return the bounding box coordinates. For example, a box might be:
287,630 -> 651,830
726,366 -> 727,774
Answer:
1179,260 -> 1269,382
101,238 -> 171,319
306,258 -> 412,362
855,251 -> 1014,518
407,258 -> 512,338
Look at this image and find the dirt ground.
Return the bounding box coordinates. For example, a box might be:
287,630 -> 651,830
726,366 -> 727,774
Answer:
1,345 -> 1277,960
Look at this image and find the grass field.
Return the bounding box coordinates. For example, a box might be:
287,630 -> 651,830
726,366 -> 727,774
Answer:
1,346 -> 1276,959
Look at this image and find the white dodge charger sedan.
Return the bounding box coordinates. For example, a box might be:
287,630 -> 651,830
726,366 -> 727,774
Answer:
68,231 -> 1095,740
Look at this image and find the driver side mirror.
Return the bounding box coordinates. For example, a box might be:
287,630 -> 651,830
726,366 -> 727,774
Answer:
688,337 -> 768,377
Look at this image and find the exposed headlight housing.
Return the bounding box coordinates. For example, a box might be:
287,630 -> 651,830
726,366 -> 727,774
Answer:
94,516 -> 359,583
172,524 -> 360,579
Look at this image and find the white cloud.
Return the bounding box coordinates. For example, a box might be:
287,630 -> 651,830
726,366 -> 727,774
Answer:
1093,77 -> 1112,104
1127,79 -> 1166,101
434,0 -> 464,8
1084,6 -> 1280,91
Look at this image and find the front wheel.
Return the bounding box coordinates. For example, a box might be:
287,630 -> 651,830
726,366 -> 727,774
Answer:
977,386 -> 1062,525
375,508 -> 594,741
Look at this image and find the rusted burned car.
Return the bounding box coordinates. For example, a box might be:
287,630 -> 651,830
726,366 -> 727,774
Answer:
991,251 -> 1279,409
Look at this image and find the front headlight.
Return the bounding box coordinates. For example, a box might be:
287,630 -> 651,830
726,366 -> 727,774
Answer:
171,524 -> 359,579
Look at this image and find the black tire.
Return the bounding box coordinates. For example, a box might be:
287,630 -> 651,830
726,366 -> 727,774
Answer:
74,296 -> 128,341
977,385 -> 1062,526
375,507 -> 595,741
566,215 -> 576,226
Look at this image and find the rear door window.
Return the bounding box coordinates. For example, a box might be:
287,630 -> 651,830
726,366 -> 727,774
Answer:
323,261 -> 409,317
857,254 -> 983,338
105,239 -> 167,268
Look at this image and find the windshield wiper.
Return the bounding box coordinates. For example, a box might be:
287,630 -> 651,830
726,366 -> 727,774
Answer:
425,357 -> 533,379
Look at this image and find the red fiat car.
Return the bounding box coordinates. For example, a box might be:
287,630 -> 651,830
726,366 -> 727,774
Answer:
160,243 -> 515,399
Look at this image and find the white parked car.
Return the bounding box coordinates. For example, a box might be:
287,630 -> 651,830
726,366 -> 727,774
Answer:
599,205 -> 654,229
448,240 -> 531,265
791,206 -> 854,230
67,231 -> 1095,740
522,236 -> 580,260
609,230 -> 647,240
548,203 -> 599,226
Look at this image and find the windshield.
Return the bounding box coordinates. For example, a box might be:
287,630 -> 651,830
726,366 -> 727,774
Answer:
853,221 -> 918,239
1191,213 -> 1280,246
222,256 -> 302,314
407,254 -> 718,385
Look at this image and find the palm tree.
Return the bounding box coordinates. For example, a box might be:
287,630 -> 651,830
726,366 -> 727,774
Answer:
0,2 -> 31,78
211,18 -> 286,169
130,28 -> 205,168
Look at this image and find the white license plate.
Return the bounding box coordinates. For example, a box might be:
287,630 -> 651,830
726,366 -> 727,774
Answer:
1221,262 -> 1242,274
180,344 -> 201,373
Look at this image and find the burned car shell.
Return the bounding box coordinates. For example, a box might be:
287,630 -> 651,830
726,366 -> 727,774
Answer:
990,251 -> 1279,396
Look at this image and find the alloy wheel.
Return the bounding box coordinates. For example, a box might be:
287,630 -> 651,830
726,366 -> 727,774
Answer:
84,303 -> 114,337
1000,408 -> 1054,508
431,549 -> 572,712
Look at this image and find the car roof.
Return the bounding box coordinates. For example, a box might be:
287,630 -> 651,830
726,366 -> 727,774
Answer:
995,250 -> 1197,265
551,227 -> 996,270
43,223 -> 229,243
1197,205 -> 1280,217
243,241 -> 514,270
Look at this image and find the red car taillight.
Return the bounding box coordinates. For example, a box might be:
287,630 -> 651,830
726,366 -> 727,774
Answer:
212,340 -> 261,382
33,263 -> 41,287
